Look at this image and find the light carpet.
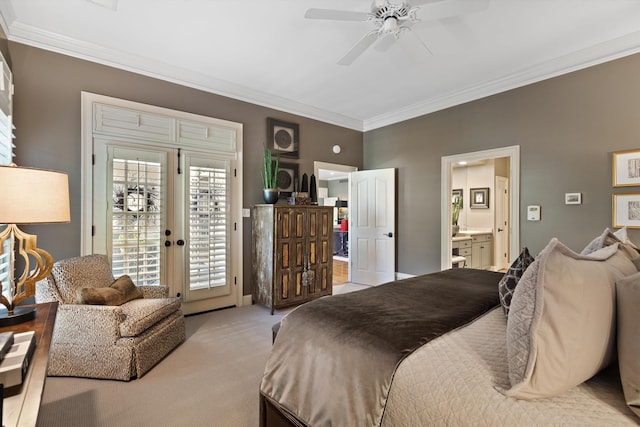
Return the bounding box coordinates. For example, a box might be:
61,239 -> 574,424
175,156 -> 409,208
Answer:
37,283 -> 367,427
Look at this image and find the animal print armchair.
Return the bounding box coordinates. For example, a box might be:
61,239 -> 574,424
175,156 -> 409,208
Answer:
36,254 -> 185,381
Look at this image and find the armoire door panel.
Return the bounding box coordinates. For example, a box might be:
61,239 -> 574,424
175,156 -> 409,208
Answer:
294,211 -> 304,238
279,212 -> 290,239
280,273 -> 289,300
320,266 -> 328,290
280,242 -> 290,269
309,241 -> 317,265
309,211 -> 318,238
295,242 -> 304,268
295,272 -> 303,297
320,211 -> 330,237
321,241 -> 328,263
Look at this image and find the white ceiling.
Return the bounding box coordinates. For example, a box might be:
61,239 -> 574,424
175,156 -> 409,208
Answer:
1,0 -> 639,131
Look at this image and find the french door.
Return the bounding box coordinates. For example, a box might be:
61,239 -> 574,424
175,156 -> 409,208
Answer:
93,139 -> 237,312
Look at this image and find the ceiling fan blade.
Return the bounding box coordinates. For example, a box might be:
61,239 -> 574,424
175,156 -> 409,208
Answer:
439,16 -> 475,48
374,34 -> 397,53
417,0 -> 490,22
337,31 -> 380,66
400,28 -> 433,62
410,0 -> 448,5
304,8 -> 370,22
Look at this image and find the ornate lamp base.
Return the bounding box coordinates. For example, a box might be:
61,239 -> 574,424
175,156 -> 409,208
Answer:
0,306 -> 37,327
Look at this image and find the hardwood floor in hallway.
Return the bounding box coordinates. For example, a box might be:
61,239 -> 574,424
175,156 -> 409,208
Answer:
333,258 -> 348,285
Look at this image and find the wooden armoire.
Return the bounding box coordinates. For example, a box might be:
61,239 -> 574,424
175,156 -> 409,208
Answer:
252,204 -> 333,314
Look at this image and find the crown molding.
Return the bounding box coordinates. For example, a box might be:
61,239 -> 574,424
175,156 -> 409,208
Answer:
363,31 -> 640,131
4,16 -> 640,134
6,21 -> 365,131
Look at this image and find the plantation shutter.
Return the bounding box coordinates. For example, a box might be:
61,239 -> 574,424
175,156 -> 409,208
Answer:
110,154 -> 164,285
187,160 -> 230,290
0,53 -> 13,298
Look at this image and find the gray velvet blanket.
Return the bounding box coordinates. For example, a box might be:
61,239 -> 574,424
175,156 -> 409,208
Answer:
260,268 -> 503,427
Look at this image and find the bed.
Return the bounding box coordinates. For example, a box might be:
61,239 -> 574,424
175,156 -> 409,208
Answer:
259,236 -> 640,427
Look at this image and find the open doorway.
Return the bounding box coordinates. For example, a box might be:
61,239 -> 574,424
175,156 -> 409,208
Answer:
440,146 -> 520,270
314,161 -> 358,285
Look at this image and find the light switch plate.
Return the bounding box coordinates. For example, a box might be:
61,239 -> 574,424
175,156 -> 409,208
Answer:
527,205 -> 540,221
242,208 -> 250,218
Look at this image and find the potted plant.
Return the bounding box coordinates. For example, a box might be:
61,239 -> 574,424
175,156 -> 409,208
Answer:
262,145 -> 280,204
452,194 -> 462,236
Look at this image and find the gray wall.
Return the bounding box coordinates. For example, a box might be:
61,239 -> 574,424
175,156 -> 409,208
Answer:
7,42 -> 363,295
10,38 -> 640,287
364,53 -> 640,275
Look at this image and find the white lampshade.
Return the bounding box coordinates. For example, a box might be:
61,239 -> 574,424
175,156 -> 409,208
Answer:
0,165 -> 70,224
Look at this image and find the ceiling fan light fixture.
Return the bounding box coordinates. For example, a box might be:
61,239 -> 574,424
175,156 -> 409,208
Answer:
381,16 -> 399,34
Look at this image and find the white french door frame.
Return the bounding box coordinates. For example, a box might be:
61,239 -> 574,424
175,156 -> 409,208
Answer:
80,92 -> 244,310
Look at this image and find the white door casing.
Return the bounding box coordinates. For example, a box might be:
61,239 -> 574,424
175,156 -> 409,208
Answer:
441,146 -> 520,270
350,168 -> 396,285
494,176 -> 510,270
82,92 -> 243,314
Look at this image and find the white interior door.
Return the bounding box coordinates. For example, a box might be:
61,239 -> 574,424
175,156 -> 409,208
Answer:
350,168 -> 396,285
495,176 -> 510,270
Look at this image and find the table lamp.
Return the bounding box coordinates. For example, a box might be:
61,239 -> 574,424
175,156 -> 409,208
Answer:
0,165 -> 70,326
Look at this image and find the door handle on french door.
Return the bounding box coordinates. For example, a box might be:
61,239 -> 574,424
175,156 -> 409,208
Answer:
176,239 -> 185,246
498,228 -> 503,232
164,241 -> 171,247
383,232 -> 393,238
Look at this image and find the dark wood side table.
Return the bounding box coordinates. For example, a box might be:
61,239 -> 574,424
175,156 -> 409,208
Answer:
0,302 -> 58,427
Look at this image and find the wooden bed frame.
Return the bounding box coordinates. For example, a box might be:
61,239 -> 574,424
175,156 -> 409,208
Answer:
259,393 -> 303,427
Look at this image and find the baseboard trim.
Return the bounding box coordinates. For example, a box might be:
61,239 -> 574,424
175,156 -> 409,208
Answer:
242,294 -> 253,307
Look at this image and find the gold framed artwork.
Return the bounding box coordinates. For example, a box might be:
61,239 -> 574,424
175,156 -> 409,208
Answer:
267,118 -> 299,158
613,149 -> 640,187
612,193 -> 640,228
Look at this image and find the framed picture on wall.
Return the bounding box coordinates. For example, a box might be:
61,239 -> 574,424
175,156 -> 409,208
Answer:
565,192 -> 582,205
613,149 -> 640,187
452,188 -> 463,208
267,118 -> 299,158
613,193 -> 640,228
470,187 -> 489,209
277,162 -> 298,198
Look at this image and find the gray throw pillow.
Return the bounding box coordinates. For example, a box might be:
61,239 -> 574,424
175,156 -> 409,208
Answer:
498,247 -> 534,316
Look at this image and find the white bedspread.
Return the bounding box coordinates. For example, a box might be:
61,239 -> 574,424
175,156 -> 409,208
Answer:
383,308 -> 639,426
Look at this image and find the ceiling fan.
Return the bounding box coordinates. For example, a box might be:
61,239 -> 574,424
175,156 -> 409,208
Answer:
304,0 -> 489,65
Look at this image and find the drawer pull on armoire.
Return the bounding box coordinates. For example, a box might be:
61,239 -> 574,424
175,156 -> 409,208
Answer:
252,205 -> 333,314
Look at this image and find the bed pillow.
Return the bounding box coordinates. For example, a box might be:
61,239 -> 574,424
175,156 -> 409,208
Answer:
581,226 -> 638,255
504,238 -> 637,400
498,247 -> 534,316
76,275 -> 143,306
616,272 -> 640,419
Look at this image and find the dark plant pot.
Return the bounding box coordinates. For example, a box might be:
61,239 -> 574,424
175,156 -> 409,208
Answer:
263,189 -> 280,204
452,224 -> 460,237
